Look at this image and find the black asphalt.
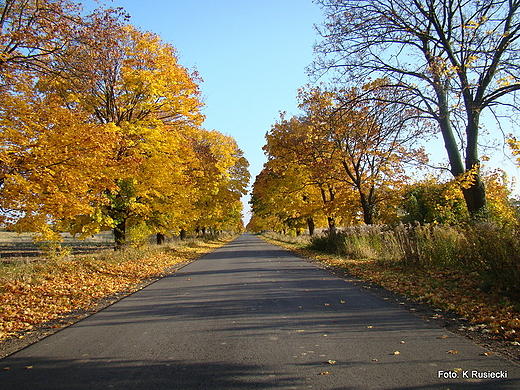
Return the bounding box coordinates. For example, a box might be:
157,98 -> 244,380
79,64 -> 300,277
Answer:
1,234 -> 520,389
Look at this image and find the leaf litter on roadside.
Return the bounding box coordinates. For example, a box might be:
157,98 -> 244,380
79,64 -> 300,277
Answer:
0,240 -> 229,341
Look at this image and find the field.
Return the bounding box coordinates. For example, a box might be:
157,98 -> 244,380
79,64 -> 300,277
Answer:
0,230 -> 114,260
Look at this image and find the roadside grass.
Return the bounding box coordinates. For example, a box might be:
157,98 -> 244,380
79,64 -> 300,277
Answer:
262,230 -> 520,345
0,234 -> 235,341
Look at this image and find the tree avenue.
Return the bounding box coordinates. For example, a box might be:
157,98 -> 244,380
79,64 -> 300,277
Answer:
249,0 -> 519,234
0,1 -> 249,247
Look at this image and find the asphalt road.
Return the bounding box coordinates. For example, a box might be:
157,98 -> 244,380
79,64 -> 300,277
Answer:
1,234 -> 520,389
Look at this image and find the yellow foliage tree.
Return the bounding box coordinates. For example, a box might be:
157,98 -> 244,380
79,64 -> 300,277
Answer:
297,84 -> 428,225
256,82 -> 427,232
42,22 -> 206,248
0,78 -> 118,239
188,129 -> 250,235
263,113 -> 353,231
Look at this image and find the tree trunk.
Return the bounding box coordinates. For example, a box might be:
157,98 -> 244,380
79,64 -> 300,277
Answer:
359,191 -> 374,225
436,89 -> 465,178
113,219 -> 126,250
307,217 -> 315,236
462,180 -> 487,216
433,77 -> 487,216
156,233 -> 165,245
327,216 -> 336,234
180,229 -> 187,240
463,113 -> 487,216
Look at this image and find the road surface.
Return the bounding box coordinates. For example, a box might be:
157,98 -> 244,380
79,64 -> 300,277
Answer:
1,234 -> 519,389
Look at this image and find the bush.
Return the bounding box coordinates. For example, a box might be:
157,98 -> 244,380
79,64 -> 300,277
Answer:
462,223 -> 520,295
394,223 -> 467,268
309,225 -> 400,260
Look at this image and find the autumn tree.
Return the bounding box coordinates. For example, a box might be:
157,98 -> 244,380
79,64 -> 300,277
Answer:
0,0 -> 84,84
268,112 -> 364,231
0,79 -> 118,239
42,21 -> 205,248
0,3 -> 249,245
189,129 -> 250,235
312,0 -> 520,217
250,168 -> 290,233
0,2 -> 126,239
250,164 -> 331,234
295,84 -> 426,225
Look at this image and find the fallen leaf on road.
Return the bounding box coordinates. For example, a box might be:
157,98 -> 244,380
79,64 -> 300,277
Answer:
324,303 -> 330,306
366,326 -> 374,329
372,358 -> 379,362
319,371 -> 330,375
392,351 -> 401,355
326,360 -> 337,365
481,351 -> 493,356
447,350 -> 458,354
340,300 -> 346,304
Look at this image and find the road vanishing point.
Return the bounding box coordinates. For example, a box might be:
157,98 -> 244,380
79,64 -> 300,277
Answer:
1,234 -> 520,389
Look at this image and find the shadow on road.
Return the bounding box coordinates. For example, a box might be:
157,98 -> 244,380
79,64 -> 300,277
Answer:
1,357 -> 301,390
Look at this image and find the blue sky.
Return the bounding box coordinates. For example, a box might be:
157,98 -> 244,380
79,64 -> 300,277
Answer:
84,0 -> 325,220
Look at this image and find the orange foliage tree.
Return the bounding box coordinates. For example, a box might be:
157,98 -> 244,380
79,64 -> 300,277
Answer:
253,82 -> 427,231
0,3 -> 250,246
0,2 -> 123,239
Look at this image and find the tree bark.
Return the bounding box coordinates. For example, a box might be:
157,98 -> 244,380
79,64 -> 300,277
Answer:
327,216 -> 336,234
113,219 -> 126,250
307,217 -> 315,236
463,112 -> 487,215
156,233 -> 165,245
180,229 -> 187,240
359,191 -> 374,225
